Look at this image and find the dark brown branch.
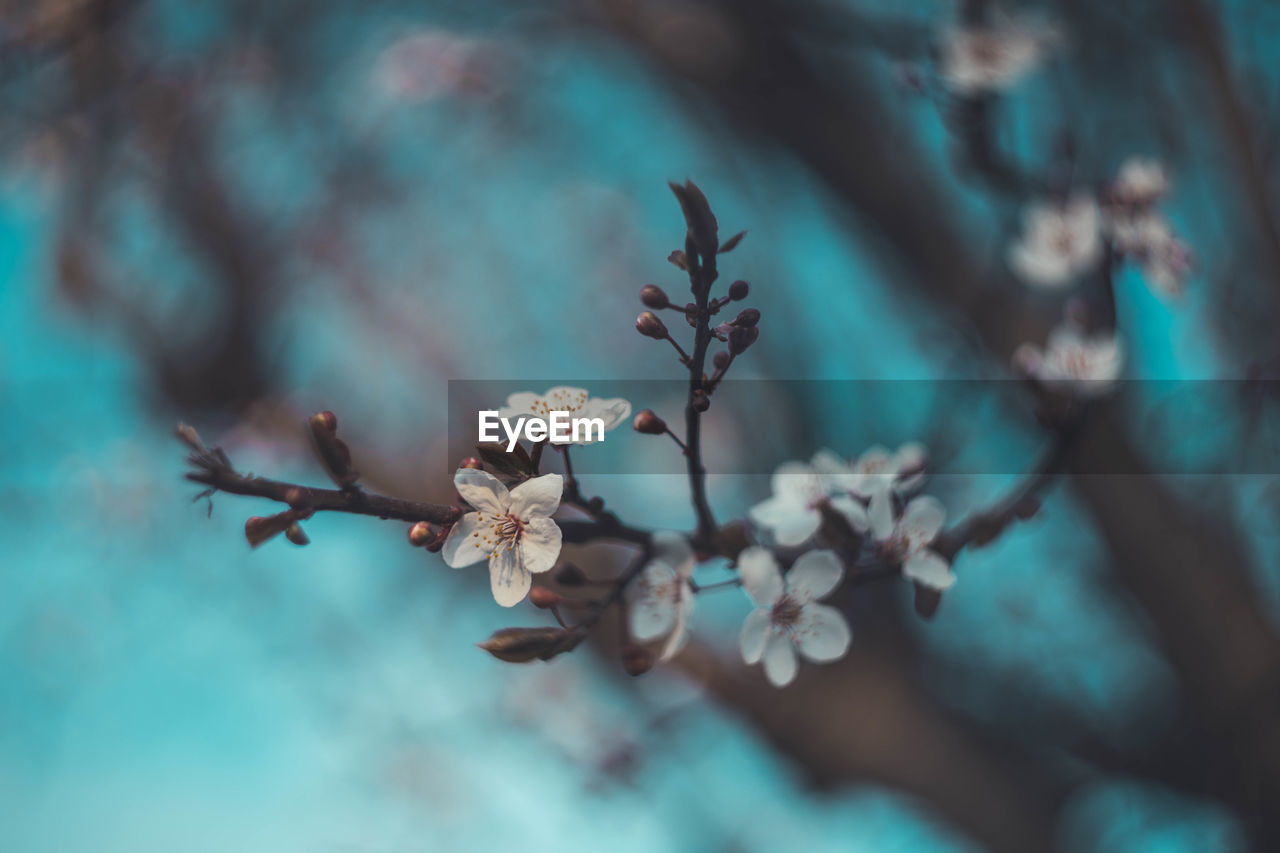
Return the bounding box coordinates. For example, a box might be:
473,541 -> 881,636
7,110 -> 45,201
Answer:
684,235 -> 719,543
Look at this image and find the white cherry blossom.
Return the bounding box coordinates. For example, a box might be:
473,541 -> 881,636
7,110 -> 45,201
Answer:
749,450 -> 869,546
498,386 -> 631,445
939,20 -> 1054,95
1110,157 -> 1169,206
626,532 -> 697,661
1009,195 -> 1103,289
869,495 -> 955,592
738,548 -> 852,687
442,469 -> 563,607
1014,323 -> 1123,397
848,442 -> 927,502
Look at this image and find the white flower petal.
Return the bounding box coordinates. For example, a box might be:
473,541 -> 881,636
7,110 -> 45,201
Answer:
737,546 -> 784,607
786,550 -> 845,603
508,472 -> 563,519
739,609 -> 772,664
628,563 -> 679,642
901,496 -> 946,550
770,460 -> 823,503
829,494 -> 870,533
762,632 -> 799,687
657,586 -> 694,662
650,530 -> 696,578
748,494 -> 821,546
489,547 -> 532,607
454,468 -> 509,514
868,490 -> 896,541
903,550 -> 956,591
440,512 -> 488,568
581,397 -> 632,433
795,603 -> 852,663
518,516 -> 562,574
500,391 -> 542,420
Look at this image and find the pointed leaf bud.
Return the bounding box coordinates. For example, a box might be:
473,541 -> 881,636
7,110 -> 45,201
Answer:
478,627 -> 586,663
718,231 -> 747,254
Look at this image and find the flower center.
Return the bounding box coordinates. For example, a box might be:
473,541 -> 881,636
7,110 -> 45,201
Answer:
970,35 -> 1002,65
1051,226 -> 1075,255
771,595 -> 803,629
475,511 -> 524,558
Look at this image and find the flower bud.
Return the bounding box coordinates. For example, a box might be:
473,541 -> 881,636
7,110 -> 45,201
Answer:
479,626 -> 586,663
728,325 -> 759,355
636,311 -> 668,339
620,643 -> 654,676
733,308 -> 760,328
691,389 -> 710,413
284,487 -> 307,509
408,521 -> 434,547
459,457 -> 484,470
311,410 -> 338,433
285,523 -> 310,546
639,284 -> 669,309
633,409 -> 667,435
712,351 -> 730,370
728,280 -> 749,301
554,563 -> 587,586
528,586 -> 562,609
425,536 -> 444,553
446,506 -> 463,524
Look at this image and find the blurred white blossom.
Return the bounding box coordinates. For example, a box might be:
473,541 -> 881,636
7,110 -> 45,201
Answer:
1110,157 -> 1170,206
1009,195 -> 1103,289
442,469 -> 563,606
749,450 -> 870,546
939,19 -> 1056,95
499,386 -> 631,445
848,442 -> 927,502
869,495 -> 955,591
627,532 -> 696,661
738,548 -> 851,687
1015,323 -> 1124,396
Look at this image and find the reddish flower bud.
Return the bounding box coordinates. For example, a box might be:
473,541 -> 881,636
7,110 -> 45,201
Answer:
639,284 -> 669,309
408,521 -> 434,547
621,643 -> 654,677
636,311 -> 668,339
311,410 -> 338,433
733,308 -> 760,327
528,586 -> 562,609
728,325 -> 759,355
712,351 -> 730,370
425,536 -> 444,553
633,409 -> 667,435
692,389 -> 710,413
728,280 -> 749,301
459,457 -> 484,470
554,563 -> 588,586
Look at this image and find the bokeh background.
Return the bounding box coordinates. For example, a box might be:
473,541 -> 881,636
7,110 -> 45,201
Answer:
4,0 -> 1280,850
